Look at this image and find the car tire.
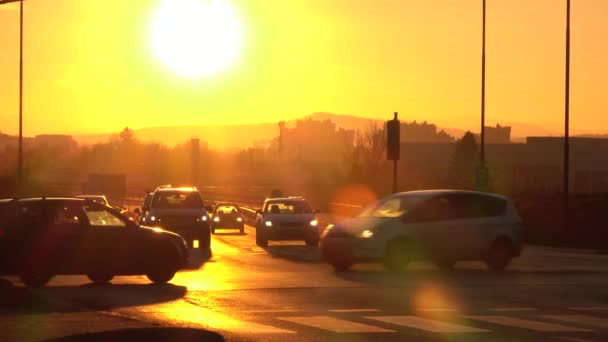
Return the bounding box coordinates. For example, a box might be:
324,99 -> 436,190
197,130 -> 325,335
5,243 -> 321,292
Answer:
434,259 -> 456,271
330,259 -> 353,272
485,239 -> 513,271
383,240 -> 410,272
20,271 -> 53,288
305,239 -> 319,247
147,244 -> 179,284
211,228 -> 216,234
239,226 -> 245,234
256,229 -> 268,247
87,272 -> 114,285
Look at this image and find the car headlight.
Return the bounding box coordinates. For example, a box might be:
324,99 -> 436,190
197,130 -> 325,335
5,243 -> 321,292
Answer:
265,220 -> 272,227
197,216 -> 208,222
213,216 -> 220,222
237,217 -> 243,222
310,219 -> 319,227
359,229 -> 374,239
150,216 -> 156,222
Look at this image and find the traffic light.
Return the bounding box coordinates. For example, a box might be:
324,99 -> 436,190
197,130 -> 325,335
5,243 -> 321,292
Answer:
386,112 -> 400,161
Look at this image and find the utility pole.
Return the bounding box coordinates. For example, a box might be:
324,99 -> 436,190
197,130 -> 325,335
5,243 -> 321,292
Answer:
0,0 -> 25,191
563,0 -> 571,228
476,0 -> 489,192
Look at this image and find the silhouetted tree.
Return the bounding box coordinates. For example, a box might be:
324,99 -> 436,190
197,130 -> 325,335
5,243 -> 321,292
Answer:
449,131 -> 478,189
349,123 -> 388,193
119,127 -> 135,144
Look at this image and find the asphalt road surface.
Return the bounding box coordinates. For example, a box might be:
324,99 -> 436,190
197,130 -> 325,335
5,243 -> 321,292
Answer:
2,224 -> 608,342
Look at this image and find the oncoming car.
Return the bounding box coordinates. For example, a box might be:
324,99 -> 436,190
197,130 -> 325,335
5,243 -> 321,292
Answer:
321,190 -> 524,272
141,186 -> 211,253
211,203 -> 245,234
0,197 -> 189,287
255,197 -> 320,247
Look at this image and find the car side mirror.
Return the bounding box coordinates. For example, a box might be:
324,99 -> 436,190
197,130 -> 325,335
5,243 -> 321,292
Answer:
134,208 -> 141,216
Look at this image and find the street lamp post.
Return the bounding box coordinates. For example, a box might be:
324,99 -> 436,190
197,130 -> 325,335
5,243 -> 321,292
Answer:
563,0 -> 571,227
0,0 -> 24,190
476,0 -> 489,191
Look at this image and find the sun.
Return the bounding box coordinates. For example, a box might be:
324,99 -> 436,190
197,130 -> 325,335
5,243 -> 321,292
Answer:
150,0 -> 242,78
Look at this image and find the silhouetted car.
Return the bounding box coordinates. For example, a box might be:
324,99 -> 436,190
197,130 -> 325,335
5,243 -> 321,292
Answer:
255,197 -> 319,247
0,197 -> 189,288
141,186 -> 211,253
321,190 -> 524,272
211,203 -> 244,234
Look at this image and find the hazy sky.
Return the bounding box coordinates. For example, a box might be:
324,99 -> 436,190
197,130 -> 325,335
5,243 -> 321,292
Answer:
0,0 -> 606,136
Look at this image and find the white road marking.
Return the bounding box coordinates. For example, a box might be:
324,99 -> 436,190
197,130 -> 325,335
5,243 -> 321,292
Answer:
418,308 -> 458,312
279,315 -> 395,333
543,315 -> 608,329
560,337 -> 601,342
244,309 -> 300,313
488,307 -> 538,312
366,316 -> 489,333
465,315 -> 592,332
329,309 -> 381,313
570,307 -> 608,311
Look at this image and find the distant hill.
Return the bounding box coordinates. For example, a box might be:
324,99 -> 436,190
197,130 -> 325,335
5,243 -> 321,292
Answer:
68,113 -> 590,150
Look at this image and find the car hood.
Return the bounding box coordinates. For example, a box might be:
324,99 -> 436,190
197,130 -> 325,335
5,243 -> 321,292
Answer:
262,213 -> 315,223
330,216 -> 396,235
148,208 -> 206,217
139,225 -> 184,238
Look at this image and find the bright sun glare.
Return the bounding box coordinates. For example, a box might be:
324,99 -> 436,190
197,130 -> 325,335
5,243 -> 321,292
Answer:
150,0 -> 242,78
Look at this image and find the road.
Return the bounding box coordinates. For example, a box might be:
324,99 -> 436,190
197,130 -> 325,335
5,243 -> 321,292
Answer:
2,224 -> 608,342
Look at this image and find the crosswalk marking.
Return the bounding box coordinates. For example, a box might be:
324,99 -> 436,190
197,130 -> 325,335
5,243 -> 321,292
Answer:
570,307 -> 608,312
329,309 -> 381,313
366,316 -> 489,333
543,315 -> 608,329
489,307 -> 538,312
465,315 -> 592,332
279,316 -> 395,333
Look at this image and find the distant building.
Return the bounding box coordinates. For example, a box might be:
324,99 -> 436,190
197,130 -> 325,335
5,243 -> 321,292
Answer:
34,134 -> 78,152
272,118 -> 355,163
474,124 -> 511,144
400,121 -> 454,143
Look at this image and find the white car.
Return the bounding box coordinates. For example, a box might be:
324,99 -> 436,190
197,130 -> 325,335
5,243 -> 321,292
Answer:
321,190 -> 524,272
255,197 -> 320,247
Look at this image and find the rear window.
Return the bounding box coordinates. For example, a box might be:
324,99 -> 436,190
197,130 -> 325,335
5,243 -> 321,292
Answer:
216,206 -> 239,215
152,191 -> 204,209
264,201 -> 312,214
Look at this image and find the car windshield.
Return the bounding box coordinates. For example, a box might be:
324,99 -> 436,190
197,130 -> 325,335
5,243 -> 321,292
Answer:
216,206 -> 239,215
265,201 -> 312,214
357,195 -> 425,218
152,191 -> 203,209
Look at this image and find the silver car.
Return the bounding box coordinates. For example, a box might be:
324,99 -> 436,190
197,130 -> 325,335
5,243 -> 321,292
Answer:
321,190 -> 524,272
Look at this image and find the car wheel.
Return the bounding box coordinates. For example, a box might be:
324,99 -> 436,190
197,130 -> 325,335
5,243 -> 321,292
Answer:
211,228 -> 216,234
383,240 -> 410,272
434,259 -> 456,271
87,272 -> 114,285
20,271 -> 53,288
330,259 -> 353,272
305,239 -> 319,247
147,244 -> 179,284
485,239 -> 513,271
256,230 -> 268,247
240,226 -> 245,234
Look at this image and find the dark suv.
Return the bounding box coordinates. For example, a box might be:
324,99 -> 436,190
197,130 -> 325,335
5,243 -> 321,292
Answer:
0,197 -> 189,287
141,186 -> 211,253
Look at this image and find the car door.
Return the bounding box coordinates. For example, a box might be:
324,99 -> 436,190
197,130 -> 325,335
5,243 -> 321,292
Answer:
405,196 -> 462,260
447,194 -> 508,259
81,203 -> 136,274
44,203 -> 89,274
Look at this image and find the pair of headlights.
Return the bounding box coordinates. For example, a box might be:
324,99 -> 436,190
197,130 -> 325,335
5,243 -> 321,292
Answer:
264,219 -> 319,227
213,216 -> 243,223
325,224 -> 374,239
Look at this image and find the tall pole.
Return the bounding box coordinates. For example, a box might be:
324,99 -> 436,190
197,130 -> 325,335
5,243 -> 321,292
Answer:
563,0 -> 571,227
18,0 -> 24,187
480,0 -> 486,166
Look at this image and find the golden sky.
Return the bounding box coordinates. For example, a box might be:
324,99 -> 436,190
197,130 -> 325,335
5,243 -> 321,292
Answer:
0,0 -> 607,136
